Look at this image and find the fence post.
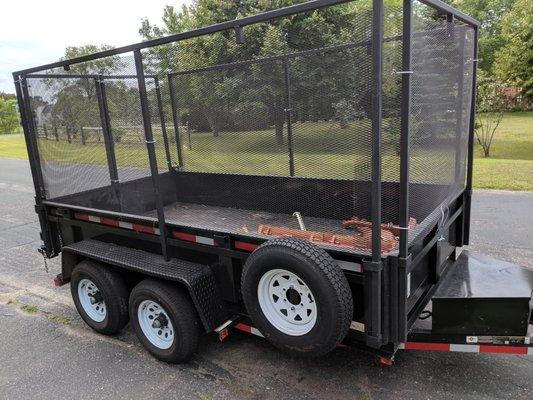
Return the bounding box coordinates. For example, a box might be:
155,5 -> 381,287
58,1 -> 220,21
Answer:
154,76 -> 173,171
134,50 -> 170,261
283,57 -> 295,176
167,74 -> 184,168
397,0 -> 413,343
95,76 -> 121,210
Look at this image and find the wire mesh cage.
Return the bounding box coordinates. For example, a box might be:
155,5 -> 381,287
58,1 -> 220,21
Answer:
16,0 -> 477,258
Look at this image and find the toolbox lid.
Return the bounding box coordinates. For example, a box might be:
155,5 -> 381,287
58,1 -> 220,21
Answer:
433,250 -> 533,300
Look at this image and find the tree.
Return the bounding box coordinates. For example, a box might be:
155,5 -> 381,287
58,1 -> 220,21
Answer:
493,0 -> 533,103
0,98 -> 19,134
139,0 -> 379,144
43,45 -> 124,143
475,70 -> 509,157
450,0 -> 516,72
0,92 -> 16,101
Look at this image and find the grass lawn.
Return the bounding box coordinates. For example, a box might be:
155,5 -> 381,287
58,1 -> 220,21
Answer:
473,112 -> 533,191
0,111 -> 531,190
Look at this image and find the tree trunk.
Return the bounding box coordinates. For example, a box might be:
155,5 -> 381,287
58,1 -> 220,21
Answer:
275,120 -> 284,145
205,111 -> 220,138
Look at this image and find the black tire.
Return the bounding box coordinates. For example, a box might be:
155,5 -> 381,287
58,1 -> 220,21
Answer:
70,260 -> 129,335
129,279 -> 200,363
241,238 -> 353,357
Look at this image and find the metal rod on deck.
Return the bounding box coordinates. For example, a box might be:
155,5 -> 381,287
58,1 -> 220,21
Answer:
134,50 -> 169,261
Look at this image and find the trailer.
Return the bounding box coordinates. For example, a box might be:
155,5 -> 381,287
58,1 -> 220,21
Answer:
13,0 -> 532,364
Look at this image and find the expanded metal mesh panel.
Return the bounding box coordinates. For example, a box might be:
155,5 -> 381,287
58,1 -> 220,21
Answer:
104,76 -> 152,182
409,3 -> 475,241
381,2 -> 404,229
26,76 -> 111,199
170,58 -> 289,176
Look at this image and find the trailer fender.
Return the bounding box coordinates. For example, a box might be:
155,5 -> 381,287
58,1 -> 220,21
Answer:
60,239 -> 228,332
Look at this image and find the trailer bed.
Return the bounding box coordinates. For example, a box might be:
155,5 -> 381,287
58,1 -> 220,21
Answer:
144,201 -> 351,237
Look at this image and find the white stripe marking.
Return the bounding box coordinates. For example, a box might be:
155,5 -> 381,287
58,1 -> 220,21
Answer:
88,215 -> 100,223
450,344 -> 480,353
250,326 -> 264,338
528,347 -> 533,356
336,260 -> 362,273
196,236 -> 214,246
154,228 -> 160,236
118,221 -> 133,230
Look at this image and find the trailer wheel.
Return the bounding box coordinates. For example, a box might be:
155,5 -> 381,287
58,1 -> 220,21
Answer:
70,260 -> 129,335
129,279 -> 200,363
241,238 -> 353,356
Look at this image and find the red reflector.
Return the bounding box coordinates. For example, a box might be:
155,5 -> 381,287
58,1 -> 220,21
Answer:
234,322 -> 252,333
173,231 -> 197,242
479,345 -> 528,355
234,241 -> 258,252
52,277 -> 62,287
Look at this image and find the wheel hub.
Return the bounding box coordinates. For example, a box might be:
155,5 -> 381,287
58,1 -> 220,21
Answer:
78,278 -> 106,322
257,269 -> 317,336
138,300 -> 174,349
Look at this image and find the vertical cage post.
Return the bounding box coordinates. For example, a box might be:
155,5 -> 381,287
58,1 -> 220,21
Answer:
95,76 -> 121,210
453,27 -> 466,185
463,26 -> 478,244
154,76 -> 173,171
15,75 -> 56,256
283,57 -> 295,177
363,0 -> 384,349
167,74 -> 184,168
397,0 -> 413,343
370,0 -> 383,262
134,50 -> 169,261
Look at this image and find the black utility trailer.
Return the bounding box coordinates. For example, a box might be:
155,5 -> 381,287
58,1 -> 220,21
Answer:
13,0 -> 532,363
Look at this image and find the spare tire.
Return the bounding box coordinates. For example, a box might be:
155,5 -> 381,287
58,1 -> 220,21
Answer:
241,238 -> 353,356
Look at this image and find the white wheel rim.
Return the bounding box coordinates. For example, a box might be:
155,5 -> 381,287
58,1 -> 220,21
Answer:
137,300 -> 174,350
78,278 -> 106,322
257,269 -> 317,336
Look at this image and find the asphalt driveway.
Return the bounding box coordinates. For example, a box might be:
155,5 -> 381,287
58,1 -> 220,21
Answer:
0,157 -> 531,400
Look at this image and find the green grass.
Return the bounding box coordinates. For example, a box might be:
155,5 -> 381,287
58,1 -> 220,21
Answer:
0,134 -> 29,159
473,112 -> 533,190
20,304 -> 39,313
0,112 -> 531,190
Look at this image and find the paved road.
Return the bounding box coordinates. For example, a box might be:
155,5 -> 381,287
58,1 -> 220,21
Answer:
0,157 -> 531,400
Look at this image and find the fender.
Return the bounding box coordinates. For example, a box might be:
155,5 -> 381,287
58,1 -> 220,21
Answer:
60,239 -> 227,332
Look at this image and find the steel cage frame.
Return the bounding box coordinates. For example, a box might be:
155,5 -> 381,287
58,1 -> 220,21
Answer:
13,0 -> 479,345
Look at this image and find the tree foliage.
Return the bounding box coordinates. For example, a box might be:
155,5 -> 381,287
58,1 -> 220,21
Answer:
451,0 -> 517,72
475,70 -> 510,156
139,0 -> 402,142
0,98 -> 19,134
493,0 -> 533,103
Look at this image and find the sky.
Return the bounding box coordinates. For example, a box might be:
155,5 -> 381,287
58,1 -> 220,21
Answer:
0,0 -> 188,94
